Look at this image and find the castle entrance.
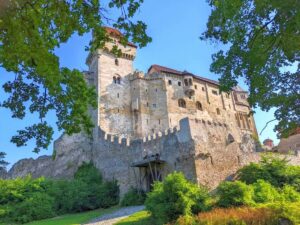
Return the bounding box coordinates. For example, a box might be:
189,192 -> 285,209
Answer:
131,154 -> 165,192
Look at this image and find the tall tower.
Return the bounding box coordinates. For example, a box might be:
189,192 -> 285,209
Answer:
86,27 -> 137,139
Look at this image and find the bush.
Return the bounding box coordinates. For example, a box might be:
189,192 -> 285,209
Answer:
252,180 -> 281,203
238,154 -> 300,190
98,180 -> 120,208
176,207 -> 279,225
0,164 -> 120,224
281,185 -> 300,202
121,188 -> 146,206
145,172 -> 210,225
74,162 -> 102,184
268,202 -> 300,225
12,192 -> 55,223
217,181 -> 254,207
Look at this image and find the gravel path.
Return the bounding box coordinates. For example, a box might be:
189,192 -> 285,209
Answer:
83,205 -> 145,225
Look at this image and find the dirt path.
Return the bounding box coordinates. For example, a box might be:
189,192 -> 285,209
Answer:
83,205 -> 145,225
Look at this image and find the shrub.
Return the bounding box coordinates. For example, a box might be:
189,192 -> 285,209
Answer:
98,180 -> 120,208
0,164 -> 120,224
11,192 -> 55,223
238,154 -> 300,190
217,181 -> 254,207
74,162 -> 102,184
121,188 -> 146,206
188,207 -> 279,225
145,172 -> 210,225
252,180 -> 281,203
281,185 -> 300,202
268,202 -> 300,225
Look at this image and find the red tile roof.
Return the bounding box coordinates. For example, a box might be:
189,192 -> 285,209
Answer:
103,27 -> 137,48
148,64 -> 219,86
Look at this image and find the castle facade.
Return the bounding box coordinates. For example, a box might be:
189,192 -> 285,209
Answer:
85,27 -> 257,143
7,28 -> 281,196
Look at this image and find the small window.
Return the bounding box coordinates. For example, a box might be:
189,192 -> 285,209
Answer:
202,87 -> 205,91
146,119 -> 148,124
212,90 -> 218,95
184,79 -> 189,86
216,108 -> 221,115
228,104 -> 231,109
241,94 -> 246,99
178,99 -> 186,108
158,119 -> 161,124
146,102 -> 149,107
146,89 -> 148,92
168,80 -> 172,85
194,85 -> 197,89
189,78 -> 193,85
117,77 -> 121,84
115,58 -> 119,66
225,93 -> 229,98
153,104 -> 157,108
113,76 -> 117,84
117,93 -> 119,98
155,88 -> 157,92
117,108 -> 120,113
196,101 -> 203,111
178,81 -> 181,86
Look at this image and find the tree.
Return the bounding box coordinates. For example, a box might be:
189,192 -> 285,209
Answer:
0,152 -> 9,170
202,0 -> 300,137
0,0 -> 151,152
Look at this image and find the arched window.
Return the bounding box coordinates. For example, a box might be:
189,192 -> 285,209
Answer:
196,101 -> 203,111
115,58 -> 119,66
113,76 -> 117,84
117,77 -> 121,84
178,99 -> 186,108
216,108 -> 221,115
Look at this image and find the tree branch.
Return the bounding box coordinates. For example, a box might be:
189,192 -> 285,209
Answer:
260,119 -> 277,135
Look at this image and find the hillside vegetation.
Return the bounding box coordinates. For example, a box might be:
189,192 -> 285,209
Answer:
0,163 -> 119,224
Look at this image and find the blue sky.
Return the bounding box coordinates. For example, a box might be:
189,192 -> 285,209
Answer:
0,0 -> 279,168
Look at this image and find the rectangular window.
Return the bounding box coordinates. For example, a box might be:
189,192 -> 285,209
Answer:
194,85 -> 197,89
212,90 -> 218,95
202,87 -> 205,91
153,104 -> 157,108
168,80 -> 172,85
178,81 -> 181,86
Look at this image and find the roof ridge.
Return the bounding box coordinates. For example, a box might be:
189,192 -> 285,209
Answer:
148,64 -> 219,85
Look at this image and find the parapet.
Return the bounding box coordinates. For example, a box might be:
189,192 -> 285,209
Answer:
97,117 -> 230,149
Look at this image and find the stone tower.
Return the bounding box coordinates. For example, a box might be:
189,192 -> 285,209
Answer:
86,27 -> 137,140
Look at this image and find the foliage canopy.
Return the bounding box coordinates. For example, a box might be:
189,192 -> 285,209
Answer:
0,0 -> 151,152
202,0 -> 300,137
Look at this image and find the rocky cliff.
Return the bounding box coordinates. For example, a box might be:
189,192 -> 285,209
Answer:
4,133 -> 92,179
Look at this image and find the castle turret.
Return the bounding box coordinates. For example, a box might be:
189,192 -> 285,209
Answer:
86,27 -> 138,139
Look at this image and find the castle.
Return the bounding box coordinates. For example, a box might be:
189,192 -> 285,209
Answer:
8,27 -> 296,195
85,27 -> 258,142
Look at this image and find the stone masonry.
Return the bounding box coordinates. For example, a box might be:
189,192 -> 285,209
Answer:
4,27 -> 300,195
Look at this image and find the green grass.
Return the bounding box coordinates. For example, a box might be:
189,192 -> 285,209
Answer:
0,206 -> 119,225
26,207 -> 119,225
115,210 -> 153,225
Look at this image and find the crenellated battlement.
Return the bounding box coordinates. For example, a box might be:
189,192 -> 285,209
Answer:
97,117 -> 233,149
